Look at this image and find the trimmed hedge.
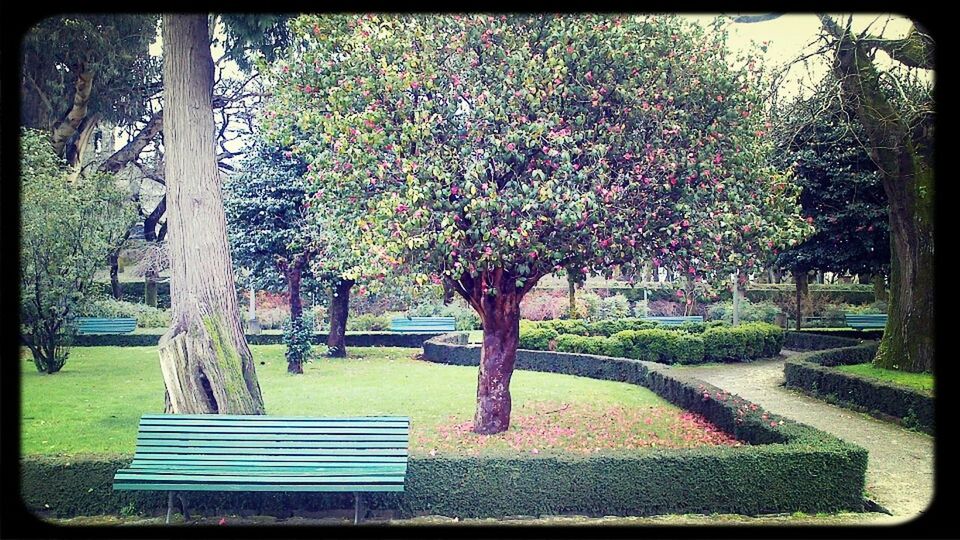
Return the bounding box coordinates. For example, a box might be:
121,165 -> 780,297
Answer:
519,321 -> 783,365
798,328 -> 884,340
22,446 -> 865,519
783,331 -> 864,351
70,332 -> 445,348
784,343 -> 934,434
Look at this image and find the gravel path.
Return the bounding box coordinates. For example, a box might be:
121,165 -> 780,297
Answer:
675,352 -> 934,525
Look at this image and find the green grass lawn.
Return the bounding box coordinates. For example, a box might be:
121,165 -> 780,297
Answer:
834,363 -> 934,394
20,345 -> 732,457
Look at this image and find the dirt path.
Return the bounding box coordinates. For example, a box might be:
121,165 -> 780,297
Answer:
675,352 -> 934,525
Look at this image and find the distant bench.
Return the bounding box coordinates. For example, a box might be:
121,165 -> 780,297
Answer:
641,316 -> 704,327
76,317 -> 137,335
113,414 -> 410,524
844,313 -> 887,330
390,316 -> 456,333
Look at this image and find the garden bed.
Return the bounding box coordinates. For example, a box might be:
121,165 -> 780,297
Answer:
783,343 -> 934,434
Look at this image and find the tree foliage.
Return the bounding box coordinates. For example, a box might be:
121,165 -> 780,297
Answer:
20,15 -> 160,132
265,14 -> 810,294
19,128 -> 134,373
771,85 -> 890,276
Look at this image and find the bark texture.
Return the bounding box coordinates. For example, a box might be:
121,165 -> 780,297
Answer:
793,270 -> 809,331
158,14 -> 264,414
51,68 -> 94,157
286,259 -> 305,373
820,15 -> 934,373
450,268 -> 542,435
326,279 -> 354,358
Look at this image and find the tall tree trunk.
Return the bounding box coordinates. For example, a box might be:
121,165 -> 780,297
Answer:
567,272 -> 577,319
683,276 -> 695,316
793,270 -> 808,331
326,278 -> 354,358
819,15 -> 934,373
157,14 -> 264,415
108,229 -> 130,300
144,270 -> 158,307
286,264 -> 304,374
732,273 -> 741,326
872,273 -> 888,304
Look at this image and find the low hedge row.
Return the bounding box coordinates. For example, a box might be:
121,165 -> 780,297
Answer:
797,328 -> 884,340
21,445 -> 865,520
70,332 -> 445,348
782,331 -> 864,351
784,343 -> 934,434
519,322 -> 784,365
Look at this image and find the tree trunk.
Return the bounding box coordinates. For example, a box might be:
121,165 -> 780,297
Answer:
793,270 -> 808,331
145,271 -> 158,307
567,272 -> 577,319
158,14 -> 264,415
683,276 -> 695,316
286,264 -> 304,374
109,251 -> 123,300
448,268 -> 541,435
732,273 -> 740,326
51,68 -> 94,158
442,280 -> 455,305
872,274 -> 888,304
326,278 -> 354,358
475,281 -> 522,434
819,16 -> 934,373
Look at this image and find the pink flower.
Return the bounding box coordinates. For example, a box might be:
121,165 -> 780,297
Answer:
219,518 -> 226,526
507,143 -> 516,151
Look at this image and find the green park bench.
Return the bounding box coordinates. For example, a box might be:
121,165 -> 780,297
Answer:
389,316 -> 456,333
113,414 -> 410,524
76,317 -> 137,334
641,316 -> 704,326
844,313 -> 887,330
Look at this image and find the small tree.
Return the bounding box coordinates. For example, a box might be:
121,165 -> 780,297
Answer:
771,83 -> 889,328
266,14 -> 809,433
19,128 -> 133,373
224,142 -> 325,372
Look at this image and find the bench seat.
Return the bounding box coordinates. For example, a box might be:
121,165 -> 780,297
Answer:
114,414 -> 409,522
844,313 -> 887,330
389,316 -> 456,333
76,317 -> 137,335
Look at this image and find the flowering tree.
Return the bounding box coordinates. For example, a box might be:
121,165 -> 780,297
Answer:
265,14 -> 809,433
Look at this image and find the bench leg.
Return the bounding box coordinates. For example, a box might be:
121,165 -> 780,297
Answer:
354,492 -> 361,525
166,491 -> 174,524
178,492 -> 190,522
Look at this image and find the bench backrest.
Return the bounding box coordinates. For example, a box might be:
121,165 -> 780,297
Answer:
390,316 -> 456,333
844,313 -> 887,329
76,317 -> 138,335
641,316 -> 704,326
114,414 -> 410,492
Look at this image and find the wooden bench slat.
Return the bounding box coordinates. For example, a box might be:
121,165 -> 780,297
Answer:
137,444 -> 406,454
139,419 -> 409,429
137,425 -> 409,435
115,472 -> 406,483
131,455 -> 409,464
113,483 -> 405,492
137,433 -> 410,447
141,414 -> 410,424
128,463 -> 406,473
137,433 -> 407,443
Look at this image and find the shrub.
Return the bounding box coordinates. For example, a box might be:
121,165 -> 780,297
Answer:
554,334 -> 611,356
707,298 -> 781,324
347,312 -> 394,331
78,297 -> 171,328
702,322 -> 783,362
631,299 -> 649,318
518,327 -> 559,350
612,329 -> 705,364
596,294 -> 631,320
282,311 -> 315,367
